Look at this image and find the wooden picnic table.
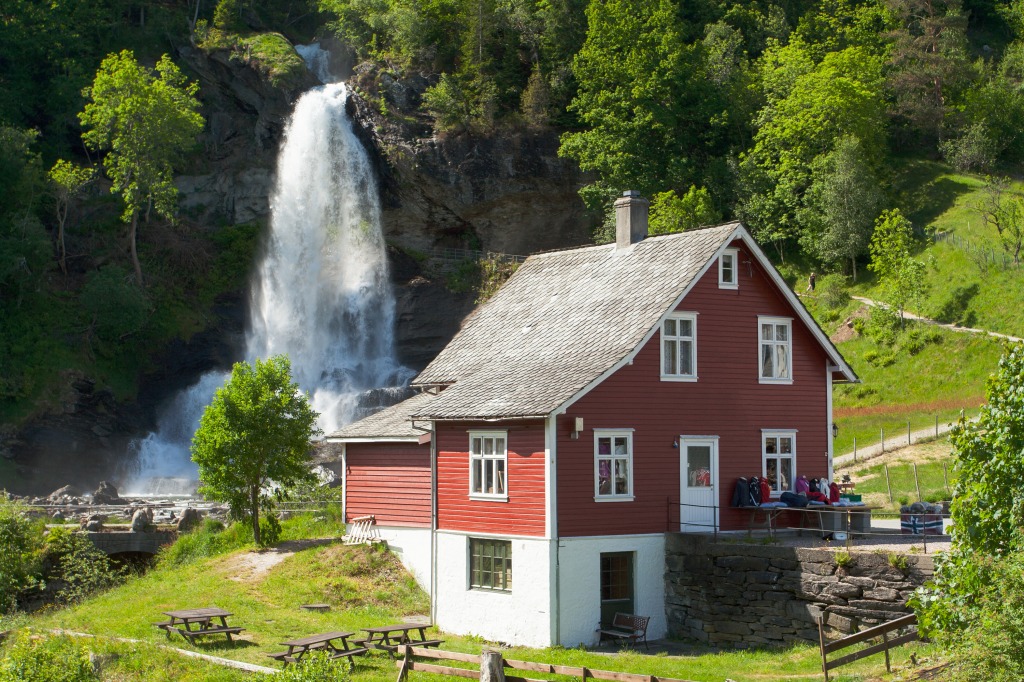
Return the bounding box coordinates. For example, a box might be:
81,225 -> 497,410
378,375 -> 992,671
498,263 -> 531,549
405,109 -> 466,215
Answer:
154,607 -> 244,644
267,631 -> 368,669
357,623 -> 443,658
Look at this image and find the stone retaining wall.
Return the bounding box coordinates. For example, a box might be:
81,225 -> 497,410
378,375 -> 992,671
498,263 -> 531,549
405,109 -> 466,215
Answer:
665,534 -> 933,647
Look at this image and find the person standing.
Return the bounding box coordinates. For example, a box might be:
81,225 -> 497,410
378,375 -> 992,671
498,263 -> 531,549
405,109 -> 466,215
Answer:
806,271 -> 816,292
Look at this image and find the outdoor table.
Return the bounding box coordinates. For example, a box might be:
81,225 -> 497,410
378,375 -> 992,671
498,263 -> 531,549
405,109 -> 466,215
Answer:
358,623 -> 443,658
155,607 -> 244,644
268,631 -> 367,669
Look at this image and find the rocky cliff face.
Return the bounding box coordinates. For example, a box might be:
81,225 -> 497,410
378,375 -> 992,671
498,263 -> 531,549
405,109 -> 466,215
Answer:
5,40 -> 594,495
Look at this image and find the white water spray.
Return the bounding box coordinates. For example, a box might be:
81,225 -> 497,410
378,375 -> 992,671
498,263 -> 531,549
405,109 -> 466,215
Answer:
124,45 -> 410,491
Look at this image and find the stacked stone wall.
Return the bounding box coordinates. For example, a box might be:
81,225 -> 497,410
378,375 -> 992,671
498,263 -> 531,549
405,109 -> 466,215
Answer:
665,534 -> 933,647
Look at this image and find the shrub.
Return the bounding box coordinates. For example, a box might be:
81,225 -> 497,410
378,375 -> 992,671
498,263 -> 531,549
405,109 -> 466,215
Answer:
834,550 -> 852,570
277,651 -> 349,682
865,305 -> 900,346
888,552 -> 909,573
939,123 -> 997,173
42,527 -> 122,604
0,631 -> 98,682
817,273 -> 849,310
0,496 -> 42,613
423,74 -> 474,133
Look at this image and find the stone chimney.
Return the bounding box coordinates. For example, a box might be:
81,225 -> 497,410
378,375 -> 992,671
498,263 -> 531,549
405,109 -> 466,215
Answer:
614,190 -> 649,249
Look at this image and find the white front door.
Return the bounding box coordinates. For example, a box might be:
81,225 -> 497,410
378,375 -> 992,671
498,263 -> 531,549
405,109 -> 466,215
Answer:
679,437 -> 719,532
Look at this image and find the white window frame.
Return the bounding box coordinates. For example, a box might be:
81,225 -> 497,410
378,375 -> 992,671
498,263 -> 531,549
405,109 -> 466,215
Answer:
762,430 -> 797,497
469,431 -> 508,501
719,248 -> 739,289
758,316 -> 793,384
594,429 -> 634,502
661,312 -> 698,382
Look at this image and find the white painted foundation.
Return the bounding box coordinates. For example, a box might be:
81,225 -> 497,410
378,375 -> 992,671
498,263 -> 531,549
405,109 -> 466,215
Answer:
372,525 -> 434,591
556,534 -> 667,647
434,531 -> 553,647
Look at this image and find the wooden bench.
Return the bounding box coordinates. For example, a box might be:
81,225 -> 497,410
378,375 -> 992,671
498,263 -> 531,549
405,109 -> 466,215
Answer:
598,613 -> 649,649
176,626 -> 244,643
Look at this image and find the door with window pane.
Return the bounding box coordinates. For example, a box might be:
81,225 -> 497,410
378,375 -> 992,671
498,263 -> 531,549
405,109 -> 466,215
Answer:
600,552 -> 634,628
679,437 -> 719,532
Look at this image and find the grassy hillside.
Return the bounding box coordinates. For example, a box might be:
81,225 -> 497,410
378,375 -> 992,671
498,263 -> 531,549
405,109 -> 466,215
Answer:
836,441 -> 955,512
3,517 -> 936,682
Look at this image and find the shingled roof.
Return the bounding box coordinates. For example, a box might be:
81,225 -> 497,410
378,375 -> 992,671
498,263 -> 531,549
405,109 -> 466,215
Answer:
327,391 -> 436,441
410,223 -> 746,420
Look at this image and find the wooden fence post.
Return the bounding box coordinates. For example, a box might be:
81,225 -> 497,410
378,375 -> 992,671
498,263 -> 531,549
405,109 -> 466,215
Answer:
480,650 -> 505,682
935,415 -> 938,438
944,462 -> 949,493
907,421 -> 911,445
885,465 -> 893,503
818,618 -> 830,682
914,463 -> 922,502
880,427 -> 885,453
853,437 -> 857,463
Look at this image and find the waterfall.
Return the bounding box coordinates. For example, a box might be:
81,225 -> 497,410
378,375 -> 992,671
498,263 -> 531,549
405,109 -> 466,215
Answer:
123,45 -> 410,492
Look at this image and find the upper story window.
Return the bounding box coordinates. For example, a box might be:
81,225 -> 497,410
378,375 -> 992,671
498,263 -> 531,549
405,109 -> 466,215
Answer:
469,538 -> 512,591
661,313 -> 697,381
763,431 -> 796,496
719,248 -> 739,289
594,430 -> 634,501
470,431 -> 507,500
758,316 -> 793,383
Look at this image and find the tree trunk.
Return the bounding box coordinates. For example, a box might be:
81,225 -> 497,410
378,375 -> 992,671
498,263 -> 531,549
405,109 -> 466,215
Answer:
251,486 -> 261,546
850,257 -> 857,282
129,211 -> 143,286
57,209 -> 67,275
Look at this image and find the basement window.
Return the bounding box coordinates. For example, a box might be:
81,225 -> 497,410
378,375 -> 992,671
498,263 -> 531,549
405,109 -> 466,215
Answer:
469,538 -> 512,592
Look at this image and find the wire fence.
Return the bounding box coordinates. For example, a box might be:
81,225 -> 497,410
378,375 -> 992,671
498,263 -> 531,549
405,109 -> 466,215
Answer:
427,247 -> 527,273
933,230 -> 1020,270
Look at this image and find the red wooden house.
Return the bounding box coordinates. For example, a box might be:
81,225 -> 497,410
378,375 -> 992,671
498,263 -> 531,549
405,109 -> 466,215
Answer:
328,191 -> 857,647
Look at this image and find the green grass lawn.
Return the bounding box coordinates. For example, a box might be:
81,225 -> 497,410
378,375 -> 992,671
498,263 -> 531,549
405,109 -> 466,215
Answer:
828,321 -> 1002,457
4,517 -> 937,682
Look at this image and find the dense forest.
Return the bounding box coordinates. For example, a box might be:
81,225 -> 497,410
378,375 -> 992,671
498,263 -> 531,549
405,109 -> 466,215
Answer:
2,0 -> 1023,423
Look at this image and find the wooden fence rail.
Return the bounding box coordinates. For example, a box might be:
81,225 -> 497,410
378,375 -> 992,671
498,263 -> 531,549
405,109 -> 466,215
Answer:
818,613 -> 920,681
395,646 -> 698,682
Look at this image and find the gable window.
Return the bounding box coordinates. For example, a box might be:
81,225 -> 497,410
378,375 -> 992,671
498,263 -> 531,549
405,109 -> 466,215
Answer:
594,430 -> 634,501
661,313 -> 697,381
719,248 -> 739,289
758,316 -> 792,383
470,431 -> 507,499
469,538 -> 511,591
762,431 -> 796,496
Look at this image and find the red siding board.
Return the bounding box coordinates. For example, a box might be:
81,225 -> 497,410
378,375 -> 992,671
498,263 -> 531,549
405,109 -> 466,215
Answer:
345,443 -> 431,527
558,241 -> 833,535
436,420 -> 547,536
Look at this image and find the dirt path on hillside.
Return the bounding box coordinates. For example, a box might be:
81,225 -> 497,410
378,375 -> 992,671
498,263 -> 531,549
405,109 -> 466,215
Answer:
220,538 -> 339,582
850,295 -> 1024,343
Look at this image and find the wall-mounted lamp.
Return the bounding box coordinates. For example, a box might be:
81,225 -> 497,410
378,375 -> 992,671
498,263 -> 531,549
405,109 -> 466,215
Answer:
571,417 -> 584,440
672,438 -> 679,449
831,422 -> 839,439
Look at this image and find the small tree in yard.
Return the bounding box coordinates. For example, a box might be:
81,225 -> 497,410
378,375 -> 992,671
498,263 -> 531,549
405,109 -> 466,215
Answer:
191,356 -> 321,546
977,176 -> 1024,266
868,209 -> 926,327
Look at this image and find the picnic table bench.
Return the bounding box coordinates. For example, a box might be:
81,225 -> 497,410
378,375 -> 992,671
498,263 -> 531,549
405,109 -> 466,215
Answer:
598,613 -> 650,649
267,631 -> 368,670
356,623 -> 443,659
153,607 -> 244,645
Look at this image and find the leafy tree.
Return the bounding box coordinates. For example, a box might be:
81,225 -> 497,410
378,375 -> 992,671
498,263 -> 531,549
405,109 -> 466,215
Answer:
939,122 -> 998,172
739,42 -> 886,258
191,355 -> 321,546
885,0 -> 972,148
797,135 -> 883,279
79,50 -> 204,287
868,208 -> 925,325
0,127 -> 48,308
48,160 -> 94,275
559,0 -> 709,198
976,176 -> 1024,265
915,344 -> 1024,642
0,496 -> 42,613
648,186 -> 722,235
